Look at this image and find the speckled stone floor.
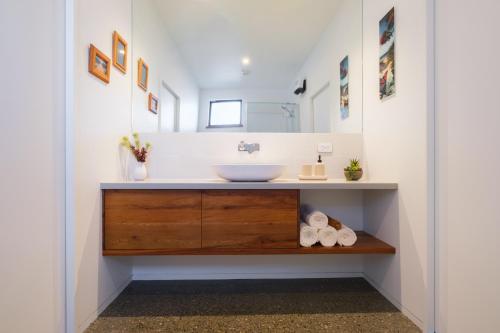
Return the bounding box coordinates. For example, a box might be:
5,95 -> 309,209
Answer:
86,278 -> 420,333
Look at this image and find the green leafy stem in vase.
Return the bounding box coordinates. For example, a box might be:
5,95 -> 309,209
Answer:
120,133 -> 152,163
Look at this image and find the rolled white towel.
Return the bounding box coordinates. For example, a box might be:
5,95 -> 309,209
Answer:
337,225 -> 357,247
318,226 -> 338,247
300,205 -> 328,229
300,222 -> 319,247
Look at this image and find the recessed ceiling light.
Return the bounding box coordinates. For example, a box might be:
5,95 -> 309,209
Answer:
241,57 -> 251,66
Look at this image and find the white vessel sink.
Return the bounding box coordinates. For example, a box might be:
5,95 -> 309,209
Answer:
214,164 -> 285,182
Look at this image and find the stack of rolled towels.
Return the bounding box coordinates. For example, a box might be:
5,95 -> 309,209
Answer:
300,205 -> 357,248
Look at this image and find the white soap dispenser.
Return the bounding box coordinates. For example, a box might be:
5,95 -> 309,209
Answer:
314,155 -> 326,177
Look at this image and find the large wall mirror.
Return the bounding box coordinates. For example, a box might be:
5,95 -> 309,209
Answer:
131,0 -> 363,133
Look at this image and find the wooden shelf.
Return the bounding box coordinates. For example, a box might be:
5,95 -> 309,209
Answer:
294,232 -> 395,254
103,231 -> 395,256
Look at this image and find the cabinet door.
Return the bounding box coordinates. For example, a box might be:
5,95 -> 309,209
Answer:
103,190 -> 201,250
202,190 -> 298,249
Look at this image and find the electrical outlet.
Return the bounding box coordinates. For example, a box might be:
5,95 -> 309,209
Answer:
317,143 -> 333,153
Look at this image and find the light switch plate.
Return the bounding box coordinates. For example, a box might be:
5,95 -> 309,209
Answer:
317,142 -> 333,153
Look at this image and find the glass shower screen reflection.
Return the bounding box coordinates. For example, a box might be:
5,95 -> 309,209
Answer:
247,103 -> 300,133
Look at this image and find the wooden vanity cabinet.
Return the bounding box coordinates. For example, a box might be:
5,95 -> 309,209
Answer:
103,190 -> 202,251
103,190 -> 299,255
102,185 -> 397,256
102,189 -> 299,255
102,188 -> 396,255
202,190 -> 299,249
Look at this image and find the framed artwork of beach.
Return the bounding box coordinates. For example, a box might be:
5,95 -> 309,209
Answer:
340,56 -> 349,119
379,7 -> 395,100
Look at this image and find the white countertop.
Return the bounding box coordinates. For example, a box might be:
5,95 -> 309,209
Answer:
100,179 -> 398,190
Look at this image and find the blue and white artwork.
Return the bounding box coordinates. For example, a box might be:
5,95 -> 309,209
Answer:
340,56 -> 349,120
379,7 -> 395,100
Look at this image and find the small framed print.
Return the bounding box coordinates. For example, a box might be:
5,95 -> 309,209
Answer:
112,31 -> 127,73
148,93 -> 159,114
138,58 -> 148,91
88,44 -> 110,83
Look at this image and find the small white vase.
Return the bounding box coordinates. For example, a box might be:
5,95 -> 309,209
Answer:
133,162 -> 147,181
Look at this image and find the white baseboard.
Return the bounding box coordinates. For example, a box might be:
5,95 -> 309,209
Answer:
363,274 -> 424,330
133,271 -> 363,281
77,275 -> 133,333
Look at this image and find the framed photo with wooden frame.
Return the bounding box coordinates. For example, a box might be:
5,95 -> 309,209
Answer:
138,58 -> 148,91
88,44 -> 110,83
112,31 -> 127,73
148,93 -> 159,114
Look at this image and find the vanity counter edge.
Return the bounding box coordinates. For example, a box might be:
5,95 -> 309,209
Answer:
100,179 -> 398,190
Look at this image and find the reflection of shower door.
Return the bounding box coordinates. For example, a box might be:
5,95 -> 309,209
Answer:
159,81 -> 180,132
311,82 -> 332,133
247,103 -> 299,133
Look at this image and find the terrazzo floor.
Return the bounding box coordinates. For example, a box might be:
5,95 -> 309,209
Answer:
86,278 -> 420,333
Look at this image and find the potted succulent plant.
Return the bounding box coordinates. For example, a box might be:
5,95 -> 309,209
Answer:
344,158 -> 363,181
121,133 -> 152,181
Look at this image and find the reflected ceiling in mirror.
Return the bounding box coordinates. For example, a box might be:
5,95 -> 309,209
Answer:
131,0 -> 363,133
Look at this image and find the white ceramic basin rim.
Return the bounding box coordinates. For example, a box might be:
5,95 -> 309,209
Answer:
214,164 -> 285,182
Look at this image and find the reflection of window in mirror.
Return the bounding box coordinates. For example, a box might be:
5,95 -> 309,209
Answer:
207,100 -> 243,128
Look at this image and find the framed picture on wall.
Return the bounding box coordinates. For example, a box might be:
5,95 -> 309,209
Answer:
88,44 -> 110,84
379,7 -> 396,100
138,58 -> 148,91
112,31 -> 127,73
340,55 -> 349,120
148,93 -> 159,114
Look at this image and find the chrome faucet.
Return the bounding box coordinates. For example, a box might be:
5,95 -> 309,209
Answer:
238,141 -> 260,154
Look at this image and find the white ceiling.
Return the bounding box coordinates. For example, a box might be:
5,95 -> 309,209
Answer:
152,0 -> 341,90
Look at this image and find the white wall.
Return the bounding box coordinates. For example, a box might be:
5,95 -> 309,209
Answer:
140,133 -> 362,180
74,0 -> 134,331
132,0 -> 199,133
292,0 -> 363,134
133,253 -> 363,281
0,1 -> 65,332
197,88 -> 291,132
131,132 -> 366,279
436,1 -> 500,332
362,0 -> 432,330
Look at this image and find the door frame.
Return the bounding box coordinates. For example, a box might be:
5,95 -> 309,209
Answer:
65,0 -> 75,331
159,80 -> 180,132
310,81 -> 331,133
63,0 -> 438,332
